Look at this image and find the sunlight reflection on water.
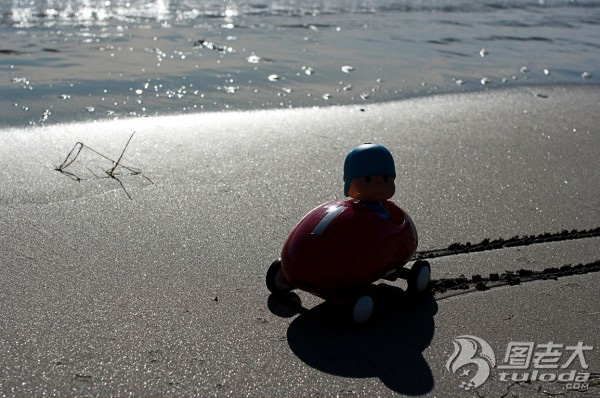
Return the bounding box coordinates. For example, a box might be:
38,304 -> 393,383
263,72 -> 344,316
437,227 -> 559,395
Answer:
0,0 -> 598,126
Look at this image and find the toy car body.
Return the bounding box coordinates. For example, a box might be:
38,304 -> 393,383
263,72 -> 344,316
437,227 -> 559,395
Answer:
267,199 -> 430,322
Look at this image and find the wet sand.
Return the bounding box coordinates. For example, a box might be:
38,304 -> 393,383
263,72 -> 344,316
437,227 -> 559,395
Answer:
1,86 -> 599,396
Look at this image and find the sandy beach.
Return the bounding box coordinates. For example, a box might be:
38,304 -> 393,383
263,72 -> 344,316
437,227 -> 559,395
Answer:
1,85 -> 599,396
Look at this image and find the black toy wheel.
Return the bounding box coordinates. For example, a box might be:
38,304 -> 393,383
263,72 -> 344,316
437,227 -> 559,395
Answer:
407,260 -> 431,295
266,259 -> 292,294
351,293 -> 375,324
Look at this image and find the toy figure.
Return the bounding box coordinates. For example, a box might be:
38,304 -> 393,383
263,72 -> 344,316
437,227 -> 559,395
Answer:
343,143 -> 396,219
267,144 -> 430,323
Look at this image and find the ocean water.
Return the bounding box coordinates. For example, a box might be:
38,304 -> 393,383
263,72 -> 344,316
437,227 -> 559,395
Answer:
0,0 -> 598,127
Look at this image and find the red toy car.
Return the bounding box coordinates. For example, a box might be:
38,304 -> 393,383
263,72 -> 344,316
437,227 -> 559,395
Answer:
266,198 -> 431,323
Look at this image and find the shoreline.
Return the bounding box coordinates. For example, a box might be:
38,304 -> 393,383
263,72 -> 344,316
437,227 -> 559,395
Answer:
1,82 -> 598,131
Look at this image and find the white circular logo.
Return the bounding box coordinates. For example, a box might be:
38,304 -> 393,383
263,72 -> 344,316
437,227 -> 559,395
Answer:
446,335 -> 496,390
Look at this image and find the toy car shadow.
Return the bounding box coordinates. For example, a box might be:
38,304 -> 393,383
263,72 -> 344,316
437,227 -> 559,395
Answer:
280,284 -> 437,395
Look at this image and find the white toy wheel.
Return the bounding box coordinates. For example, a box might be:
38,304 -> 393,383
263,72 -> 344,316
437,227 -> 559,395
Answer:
266,259 -> 292,294
407,260 -> 431,294
351,294 -> 375,324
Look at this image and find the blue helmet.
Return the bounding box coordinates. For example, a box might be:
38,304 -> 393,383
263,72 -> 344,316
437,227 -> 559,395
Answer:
343,143 -> 396,197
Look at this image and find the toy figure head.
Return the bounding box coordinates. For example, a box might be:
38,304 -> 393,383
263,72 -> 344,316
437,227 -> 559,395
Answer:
343,143 -> 396,200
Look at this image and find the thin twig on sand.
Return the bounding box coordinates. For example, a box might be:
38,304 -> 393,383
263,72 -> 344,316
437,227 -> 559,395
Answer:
107,131 -> 136,178
55,131 -> 153,199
